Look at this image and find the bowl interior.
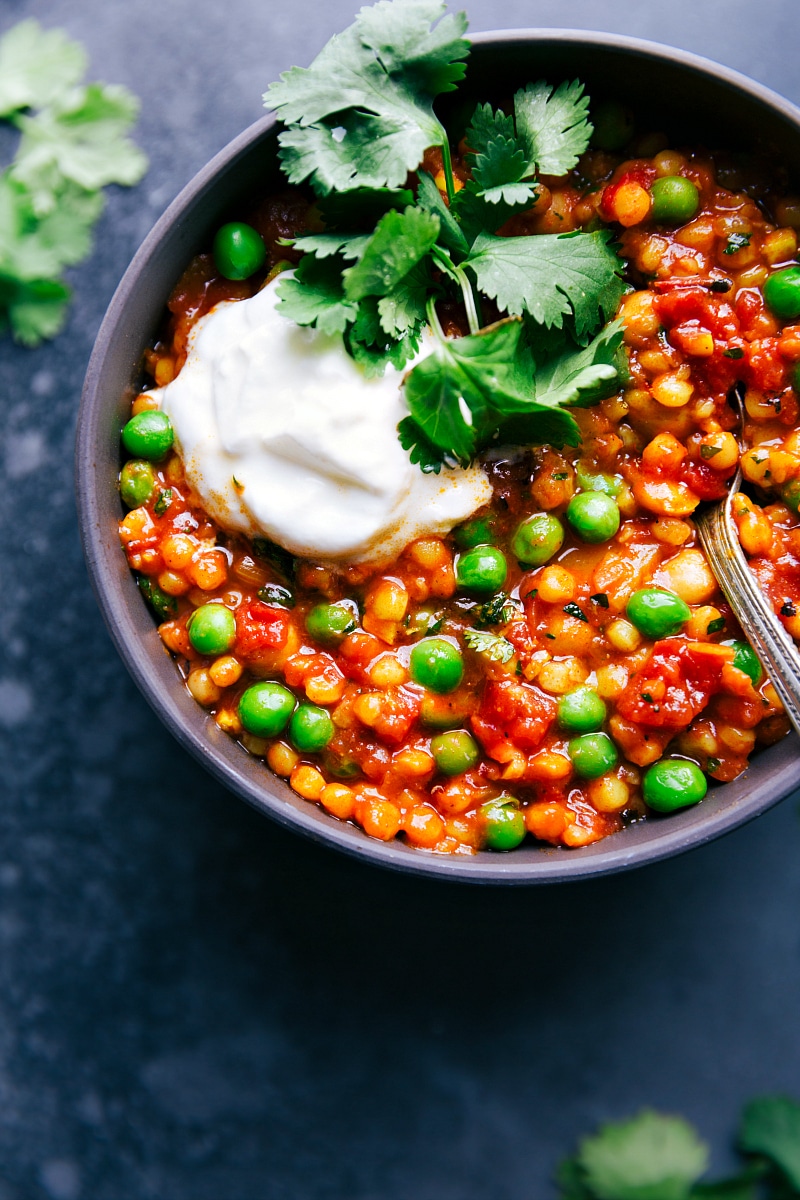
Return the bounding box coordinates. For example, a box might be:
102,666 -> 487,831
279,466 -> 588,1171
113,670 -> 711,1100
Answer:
77,32 -> 800,883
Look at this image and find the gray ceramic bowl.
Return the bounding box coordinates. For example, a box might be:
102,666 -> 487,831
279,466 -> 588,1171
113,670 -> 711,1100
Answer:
77,30 -> 800,883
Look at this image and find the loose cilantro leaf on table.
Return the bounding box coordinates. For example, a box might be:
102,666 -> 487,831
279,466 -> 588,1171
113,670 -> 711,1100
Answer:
0,17 -> 147,345
264,0 -> 469,194
0,20 -> 86,115
556,1098 -> 800,1200
739,1096 -> 800,1190
568,1110 -> 709,1200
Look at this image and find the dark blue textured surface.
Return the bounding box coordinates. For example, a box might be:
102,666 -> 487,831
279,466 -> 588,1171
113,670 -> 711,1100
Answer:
3,1 -> 800,1196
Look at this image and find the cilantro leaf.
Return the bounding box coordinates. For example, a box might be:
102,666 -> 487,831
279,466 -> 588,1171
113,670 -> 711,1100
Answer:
288,232 -> 371,260
465,102 -> 535,206
398,415 -> 447,472
264,0 -> 469,194
13,82 -> 148,213
276,257 -> 359,334
576,1110 -> 709,1200
0,275 -> 70,346
451,179 -> 531,244
343,205 -> 439,300
466,228 -> 626,339
556,1157 -> 595,1200
532,320 -> 624,410
0,20 -> 86,116
317,187 -> 415,229
514,79 -> 592,176
463,628 -> 515,662
404,318 -> 530,464
377,259 -> 431,336
738,1095 -> 800,1189
403,317 -> 584,466
417,171 -> 469,255
347,296 -> 421,376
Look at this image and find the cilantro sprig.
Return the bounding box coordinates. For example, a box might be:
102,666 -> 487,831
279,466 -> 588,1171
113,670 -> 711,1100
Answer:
0,19 -> 147,345
264,0 -> 628,471
558,1097 -> 800,1200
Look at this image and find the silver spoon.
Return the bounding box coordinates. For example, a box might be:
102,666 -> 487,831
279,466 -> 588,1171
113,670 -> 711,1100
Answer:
695,464 -> 800,735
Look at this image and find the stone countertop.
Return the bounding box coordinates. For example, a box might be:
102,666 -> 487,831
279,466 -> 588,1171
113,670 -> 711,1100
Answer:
2,1 -> 800,1197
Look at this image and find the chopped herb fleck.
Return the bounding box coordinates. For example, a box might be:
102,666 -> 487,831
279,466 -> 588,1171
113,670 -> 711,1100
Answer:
258,583 -> 295,608
252,536 -> 296,581
551,471 -> 569,480
473,592 -> 519,627
781,600 -> 797,617
723,346 -> 744,359
707,757 -> 722,772
153,488 -> 172,516
563,601 -> 588,622
708,278 -> 732,292
707,616 -> 726,634
463,628 -> 515,663
723,231 -> 752,255
700,444 -> 722,459
591,592 -> 609,608
641,692 -> 654,703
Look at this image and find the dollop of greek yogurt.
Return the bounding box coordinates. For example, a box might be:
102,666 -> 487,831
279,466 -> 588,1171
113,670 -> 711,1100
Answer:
150,276 -> 491,563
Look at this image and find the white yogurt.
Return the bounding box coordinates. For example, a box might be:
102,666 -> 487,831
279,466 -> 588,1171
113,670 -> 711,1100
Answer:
151,276 -> 491,563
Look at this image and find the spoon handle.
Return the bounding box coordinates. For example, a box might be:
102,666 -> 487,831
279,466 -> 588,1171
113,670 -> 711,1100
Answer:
695,485 -> 800,735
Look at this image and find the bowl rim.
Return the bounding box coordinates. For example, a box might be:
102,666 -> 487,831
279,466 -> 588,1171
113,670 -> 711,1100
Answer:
76,27 -> 800,885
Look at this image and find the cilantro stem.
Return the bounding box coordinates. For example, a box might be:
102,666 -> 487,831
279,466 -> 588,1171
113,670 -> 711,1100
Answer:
439,136 -> 456,204
430,244 -> 481,336
426,293 -> 446,341
456,264 -> 482,335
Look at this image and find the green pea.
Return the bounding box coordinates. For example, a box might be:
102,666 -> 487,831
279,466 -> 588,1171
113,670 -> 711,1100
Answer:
119,459 -> 156,507
781,479 -> 800,513
455,545 -> 507,593
187,603 -> 237,655
626,587 -> 691,639
643,758 -> 707,811
591,100 -> 634,152
289,703 -> 335,752
213,221 -> 266,281
764,266 -> 800,320
511,513 -> 564,566
305,602 -> 357,646
566,491 -> 621,544
480,798 -> 526,851
431,730 -> 480,776
454,516 -> 495,548
557,687 -> 607,734
575,463 -> 623,497
322,752 -> 361,780
724,639 -> 763,687
238,682 -> 295,737
121,411 -> 174,460
650,176 -> 700,224
568,732 -> 618,779
409,637 -> 464,693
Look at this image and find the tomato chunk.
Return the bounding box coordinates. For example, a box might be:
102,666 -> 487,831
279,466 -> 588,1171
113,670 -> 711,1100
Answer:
234,598 -> 290,659
472,680 -> 556,756
617,638 -> 730,729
